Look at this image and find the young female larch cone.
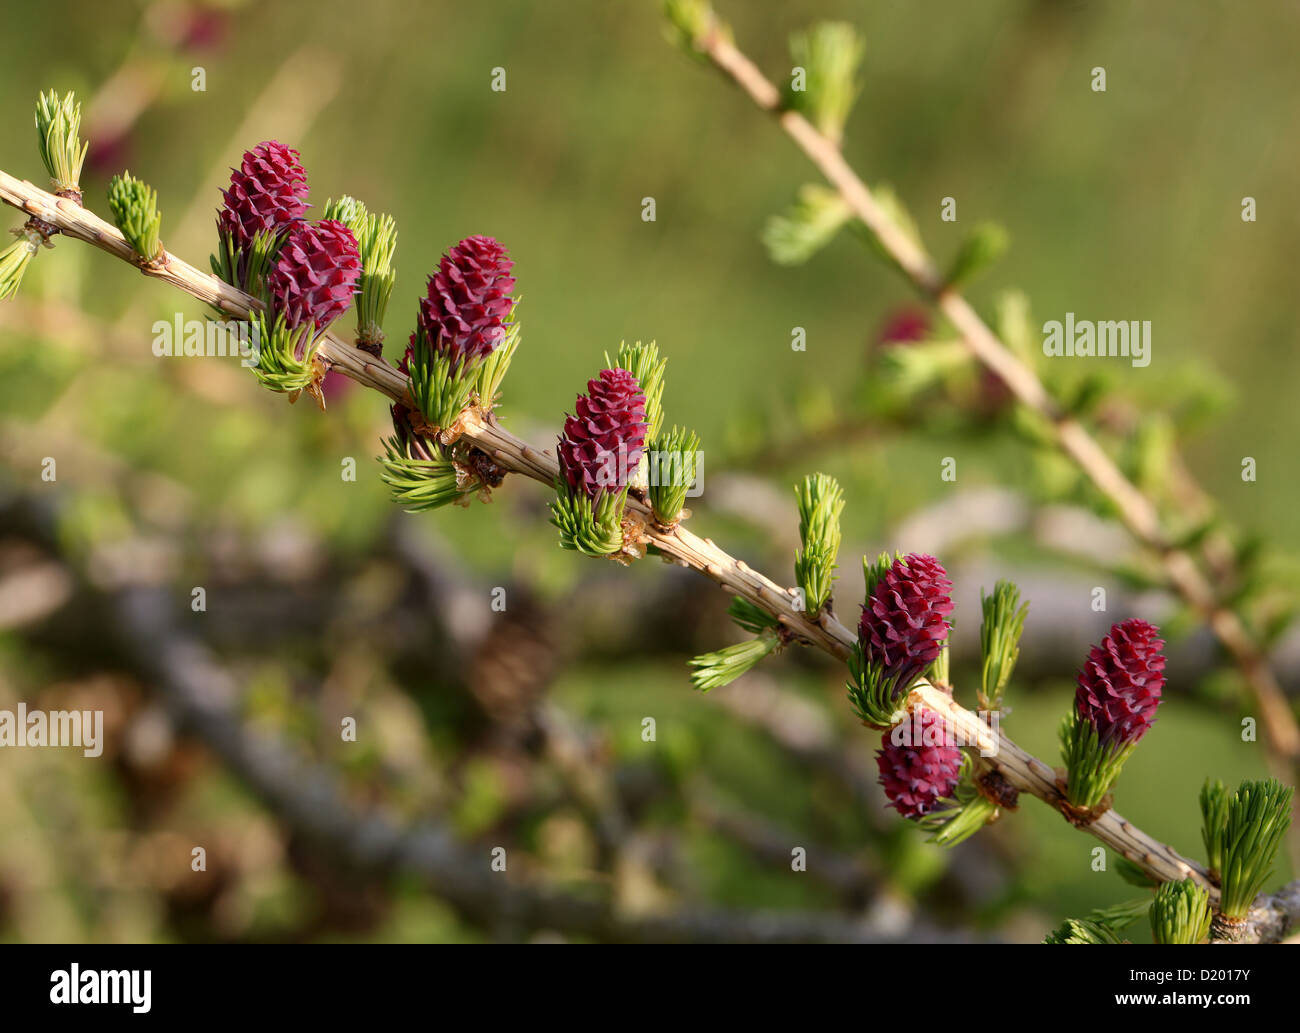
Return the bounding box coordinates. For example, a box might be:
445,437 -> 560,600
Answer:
859,552 -> 954,691
218,140 -> 309,252
558,368 -> 649,501
404,235 -> 518,440
389,235 -> 518,509
268,219 -> 361,332
552,368 -> 649,559
1060,618 -> 1167,815
417,234 -> 516,368
876,708 -> 963,819
1075,618 -> 1166,747
256,219 -> 360,409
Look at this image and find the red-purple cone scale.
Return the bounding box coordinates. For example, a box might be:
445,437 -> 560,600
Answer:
557,368 -> 648,501
416,235 -> 515,367
876,709 -> 962,819
1075,618 -> 1166,748
268,219 -> 361,332
217,140 -> 309,251
859,553 -> 954,688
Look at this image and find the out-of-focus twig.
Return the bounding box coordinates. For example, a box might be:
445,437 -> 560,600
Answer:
684,15 -> 1300,778
92,546 -> 963,942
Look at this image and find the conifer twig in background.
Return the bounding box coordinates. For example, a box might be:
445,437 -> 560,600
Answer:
662,1 -> 1300,781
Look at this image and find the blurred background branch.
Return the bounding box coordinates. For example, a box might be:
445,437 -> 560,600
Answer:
0,486 -> 981,943
676,0 -> 1300,790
